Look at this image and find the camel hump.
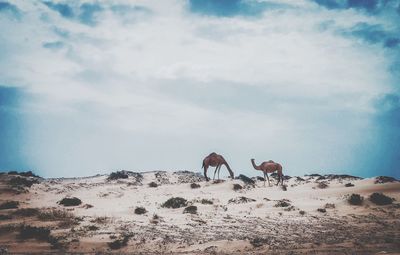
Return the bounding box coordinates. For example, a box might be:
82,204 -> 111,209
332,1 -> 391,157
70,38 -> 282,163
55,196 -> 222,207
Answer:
209,152 -> 218,156
267,160 -> 274,163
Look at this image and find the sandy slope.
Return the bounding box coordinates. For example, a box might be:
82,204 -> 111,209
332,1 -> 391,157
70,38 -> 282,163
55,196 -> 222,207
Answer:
0,171 -> 399,254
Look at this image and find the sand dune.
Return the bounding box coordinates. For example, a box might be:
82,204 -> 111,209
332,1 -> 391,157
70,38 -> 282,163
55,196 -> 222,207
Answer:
0,171 -> 399,254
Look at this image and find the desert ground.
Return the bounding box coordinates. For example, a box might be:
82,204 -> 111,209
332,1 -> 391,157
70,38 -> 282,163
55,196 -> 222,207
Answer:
0,170 -> 399,254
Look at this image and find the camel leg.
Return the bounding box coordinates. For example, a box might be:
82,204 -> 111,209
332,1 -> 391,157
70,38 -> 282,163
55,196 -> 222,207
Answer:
266,173 -> 271,186
218,165 -> 221,180
204,165 -> 209,182
263,172 -> 266,187
213,164 -> 220,180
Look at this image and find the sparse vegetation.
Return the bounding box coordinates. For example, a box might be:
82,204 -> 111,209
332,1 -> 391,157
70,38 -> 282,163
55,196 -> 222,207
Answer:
134,207 -> 147,215
228,197 -> 256,204
250,237 -> 269,247
0,201 -> 19,210
0,214 -> 12,220
38,209 -> 74,221
8,171 -> 39,178
317,208 -> 326,213
324,203 -> 335,209
299,210 -> 306,215
348,194 -> 363,205
58,197 -> 82,206
9,176 -> 39,188
18,225 -> 51,241
90,216 -> 109,224
13,208 -> 39,217
150,214 -> 160,224
107,171 -> 129,180
233,184 -> 243,191
345,183 -> 354,187
162,197 -> 188,208
274,199 -> 291,207
281,185 -> 287,191
237,174 -> 255,185
375,176 -> 397,184
108,233 -> 132,249
200,199 -> 213,205
317,181 -> 329,189
369,193 -> 394,205
148,182 -> 158,188
183,205 -> 197,214
190,183 -> 200,189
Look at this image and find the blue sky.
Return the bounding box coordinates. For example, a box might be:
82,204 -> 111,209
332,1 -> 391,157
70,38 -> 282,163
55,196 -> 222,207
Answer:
0,0 -> 399,178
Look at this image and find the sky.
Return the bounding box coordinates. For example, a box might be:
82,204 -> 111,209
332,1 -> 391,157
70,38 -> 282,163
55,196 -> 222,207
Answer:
0,0 -> 399,178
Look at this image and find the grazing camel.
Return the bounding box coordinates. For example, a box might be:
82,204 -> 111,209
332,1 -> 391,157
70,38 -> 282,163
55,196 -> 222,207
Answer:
202,152 -> 234,181
251,158 -> 284,186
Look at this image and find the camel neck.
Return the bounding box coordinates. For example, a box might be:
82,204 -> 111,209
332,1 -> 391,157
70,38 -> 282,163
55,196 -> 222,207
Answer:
251,160 -> 261,170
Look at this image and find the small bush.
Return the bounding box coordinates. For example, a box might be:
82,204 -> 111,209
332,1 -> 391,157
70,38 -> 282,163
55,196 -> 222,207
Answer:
58,197 -> 82,206
250,237 -> 269,247
200,199 -> 213,205
299,210 -> 306,215
107,171 -> 129,180
0,214 -> 12,220
13,208 -> 39,217
9,176 -> 39,188
324,203 -> 335,209
108,234 -> 131,250
274,199 -> 291,207
148,182 -> 158,188
375,176 -> 397,184
256,176 -> 265,181
369,193 -> 394,205
345,183 -> 354,187
317,182 -> 329,189
8,171 -> 39,178
228,197 -> 256,204
134,207 -> 147,215
87,225 -> 99,231
0,201 -> 19,210
38,209 -> 74,221
190,183 -> 200,189
18,225 -> 51,241
281,185 -> 287,191
161,197 -> 188,209
150,214 -> 160,224
233,184 -> 243,191
317,208 -> 326,213
348,194 -> 363,205
237,174 -> 255,185
183,205 -> 197,214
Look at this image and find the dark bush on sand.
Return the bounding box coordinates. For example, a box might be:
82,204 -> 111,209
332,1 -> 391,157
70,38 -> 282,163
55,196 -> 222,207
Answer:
162,197 -> 188,208
190,183 -> 200,189
200,199 -> 213,205
237,174 -> 255,185
9,177 -> 39,188
369,193 -> 394,205
58,197 -> 82,207
134,207 -> 147,215
348,194 -> 363,205
18,225 -> 50,241
183,205 -> 197,214
8,171 -> 39,178
233,184 -> 243,191
317,182 -> 329,189
375,176 -> 398,184
148,182 -> 158,188
274,199 -> 291,207
317,208 -> 326,213
107,171 -> 129,180
108,233 -> 132,250
0,201 -> 19,210
13,208 -> 39,217
345,183 -> 354,187
228,197 -> 256,204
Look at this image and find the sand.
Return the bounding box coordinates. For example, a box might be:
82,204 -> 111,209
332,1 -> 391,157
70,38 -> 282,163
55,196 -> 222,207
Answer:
0,171 -> 399,254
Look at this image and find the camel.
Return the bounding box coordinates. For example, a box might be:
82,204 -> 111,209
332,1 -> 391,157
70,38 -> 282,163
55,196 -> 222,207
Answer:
251,158 -> 284,186
202,152 -> 234,181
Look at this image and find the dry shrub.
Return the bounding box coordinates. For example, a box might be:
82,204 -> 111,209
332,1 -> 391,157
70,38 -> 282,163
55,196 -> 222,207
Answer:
201,199 -> 213,205
348,194 -> 363,205
58,197 -> 82,207
108,233 -> 133,250
9,177 -> 38,188
90,216 -> 109,224
228,197 -> 256,204
0,201 -> 19,210
369,193 -> 394,205
274,199 -> 291,207
162,197 -> 188,208
345,183 -> 354,187
38,209 -> 74,221
190,183 -> 200,189
375,176 -> 397,184
107,171 -> 129,180
324,203 -> 335,209
13,208 -> 39,217
148,182 -> 158,188
183,205 -> 197,214
18,225 -> 50,241
317,182 -> 329,189
237,174 -> 255,185
250,237 -> 269,247
134,207 -> 147,215
317,208 -> 326,213
299,210 -> 306,215
233,184 -> 243,191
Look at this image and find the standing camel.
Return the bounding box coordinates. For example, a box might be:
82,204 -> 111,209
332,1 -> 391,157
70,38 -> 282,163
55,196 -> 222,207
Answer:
251,158 -> 284,186
202,152 -> 234,181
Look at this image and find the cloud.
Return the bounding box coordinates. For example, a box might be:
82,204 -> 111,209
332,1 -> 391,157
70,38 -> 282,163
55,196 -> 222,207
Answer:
188,0 -> 270,17
78,3 -> 103,26
384,37 -> 400,48
43,1 -> 74,18
42,41 -> 64,50
0,1 -> 21,19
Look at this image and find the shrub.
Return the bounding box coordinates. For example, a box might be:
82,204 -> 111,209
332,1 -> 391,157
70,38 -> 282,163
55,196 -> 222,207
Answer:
0,201 -> 19,210
228,197 -> 256,204
375,176 -> 397,184
9,177 -> 38,188
324,203 -> 335,209
233,184 -> 243,191
148,182 -> 158,188
317,182 -> 329,189
0,214 -> 12,220
13,208 -> 39,217
256,176 -> 265,181
134,207 -> 147,215
8,171 -> 39,178
348,194 -> 363,205
183,205 -> 197,214
161,197 -> 188,208
200,199 -> 213,205
274,199 -> 291,207
317,208 -> 326,213
345,183 -> 354,187
299,210 -> 306,215
281,185 -> 287,191
107,171 -> 129,180
58,197 -> 82,206
18,225 -> 50,241
38,209 -> 74,221
250,237 -> 269,247
190,183 -> 200,189
108,234 -> 131,250
87,225 -> 99,231
369,193 -> 394,205
237,174 -> 255,185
